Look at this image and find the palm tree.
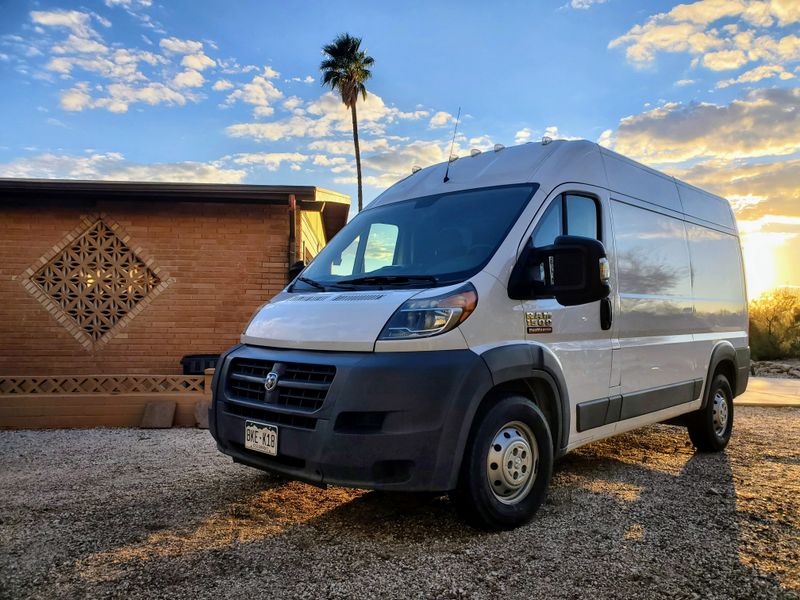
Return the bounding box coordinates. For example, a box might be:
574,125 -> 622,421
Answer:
320,33 -> 374,212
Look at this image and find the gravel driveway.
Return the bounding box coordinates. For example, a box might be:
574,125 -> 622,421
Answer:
1,406 -> 798,600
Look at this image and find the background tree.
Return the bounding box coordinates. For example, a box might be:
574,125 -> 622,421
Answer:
749,288 -> 800,360
320,33 -> 374,212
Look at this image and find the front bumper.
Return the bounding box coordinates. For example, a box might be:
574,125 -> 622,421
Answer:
209,344 -> 492,491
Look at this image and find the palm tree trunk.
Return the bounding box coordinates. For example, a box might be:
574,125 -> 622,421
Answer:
350,103 -> 363,212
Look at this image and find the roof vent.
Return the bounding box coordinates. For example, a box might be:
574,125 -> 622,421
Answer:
541,136 -> 552,145
411,165 -> 422,174
470,148 -> 481,157
493,143 -> 505,152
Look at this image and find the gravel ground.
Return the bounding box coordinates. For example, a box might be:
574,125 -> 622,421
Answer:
1,406 -> 798,600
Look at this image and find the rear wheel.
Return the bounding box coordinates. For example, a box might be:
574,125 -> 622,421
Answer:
450,395 -> 553,530
687,374 -> 734,452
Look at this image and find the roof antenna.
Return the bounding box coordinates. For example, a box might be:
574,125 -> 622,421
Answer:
443,106 -> 461,183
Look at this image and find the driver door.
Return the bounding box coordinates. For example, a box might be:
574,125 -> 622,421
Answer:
520,185 -> 617,447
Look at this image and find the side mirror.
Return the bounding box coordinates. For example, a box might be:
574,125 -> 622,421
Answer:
288,260 -> 305,281
508,235 -> 610,306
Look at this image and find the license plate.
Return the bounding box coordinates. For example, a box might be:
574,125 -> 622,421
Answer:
244,421 -> 278,456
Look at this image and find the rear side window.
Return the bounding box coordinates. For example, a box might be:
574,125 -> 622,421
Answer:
532,192 -> 600,247
612,200 -> 691,297
686,223 -> 745,302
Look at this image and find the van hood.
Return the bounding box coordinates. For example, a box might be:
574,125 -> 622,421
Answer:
240,290 -> 420,352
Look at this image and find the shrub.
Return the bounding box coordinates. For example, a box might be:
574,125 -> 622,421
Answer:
749,289 -> 800,360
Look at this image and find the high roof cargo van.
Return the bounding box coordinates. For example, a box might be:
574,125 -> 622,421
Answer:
209,140 -> 750,530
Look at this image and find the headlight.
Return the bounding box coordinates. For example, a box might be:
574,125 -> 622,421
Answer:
378,283 -> 478,340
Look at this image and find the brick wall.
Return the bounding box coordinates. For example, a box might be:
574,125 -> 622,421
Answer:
0,198 -> 290,375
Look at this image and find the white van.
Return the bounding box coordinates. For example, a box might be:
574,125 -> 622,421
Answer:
209,140 -> 749,529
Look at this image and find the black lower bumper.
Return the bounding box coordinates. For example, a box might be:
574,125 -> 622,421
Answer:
210,344 -> 493,492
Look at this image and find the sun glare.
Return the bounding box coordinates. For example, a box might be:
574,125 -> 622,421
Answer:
739,232 -> 792,300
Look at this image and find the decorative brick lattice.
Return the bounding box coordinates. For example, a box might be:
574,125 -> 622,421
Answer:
19,216 -> 172,351
0,375 -> 205,395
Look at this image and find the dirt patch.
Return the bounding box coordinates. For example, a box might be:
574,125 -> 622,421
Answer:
1,407 -> 798,599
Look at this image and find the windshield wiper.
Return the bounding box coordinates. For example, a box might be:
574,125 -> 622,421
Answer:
295,276 -> 326,291
335,275 -> 439,287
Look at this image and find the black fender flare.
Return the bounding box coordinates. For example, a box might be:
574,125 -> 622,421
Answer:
479,343 -> 570,454
702,341 -> 749,406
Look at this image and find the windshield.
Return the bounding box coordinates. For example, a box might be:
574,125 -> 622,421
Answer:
296,184 -> 537,291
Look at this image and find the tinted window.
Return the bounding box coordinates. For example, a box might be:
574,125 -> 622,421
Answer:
686,223 -> 744,302
532,193 -> 600,248
565,194 -> 598,239
532,200 -> 561,247
612,200 -> 691,297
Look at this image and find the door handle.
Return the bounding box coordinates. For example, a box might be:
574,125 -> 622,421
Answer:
600,298 -> 613,330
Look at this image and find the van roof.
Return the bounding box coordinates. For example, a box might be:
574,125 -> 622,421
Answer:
369,139 -> 736,232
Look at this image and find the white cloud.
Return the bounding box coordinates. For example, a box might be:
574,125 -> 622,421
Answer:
228,91 -> 428,142
225,72 -> 283,117
514,128 -> 533,144
262,65 -> 280,78
228,152 -> 309,171
61,81 -> 187,113
283,95 -> 304,113
181,52 -> 215,71
60,82 -> 92,111
716,63 -> 795,87
0,152 -> 246,183
172,69 -> 204,88
609,0 -> 800,72
104,0 -> 152,8
159,37 -> 203,54
52,34 -> 108,55
308,138 -> 392,155
303,75 -> 314,83
597,128 -> 615,148
429,111 -> 456,128
675,78 -> 696,86
212,79 -> 233,91
30,10 -> 97,39
612,86 -> 800,164
569,0 -> 607,9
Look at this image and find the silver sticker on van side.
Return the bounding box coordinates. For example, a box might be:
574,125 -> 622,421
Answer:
526,311 -> 553,334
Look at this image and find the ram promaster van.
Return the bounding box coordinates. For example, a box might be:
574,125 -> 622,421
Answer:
209,140 -> 749,529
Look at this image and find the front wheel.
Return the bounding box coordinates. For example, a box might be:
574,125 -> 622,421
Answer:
687,374 -> 734,452
450,395 -> 553,530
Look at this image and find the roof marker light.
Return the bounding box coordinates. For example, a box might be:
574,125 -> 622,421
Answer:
411,165 -> 422,174
542,136 -> 552,145
470,148 -> 481,157
448,154 -> 459,163
494,143 -> 505,152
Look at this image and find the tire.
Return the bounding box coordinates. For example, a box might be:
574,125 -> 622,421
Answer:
687,374 -> 734,452
450,395 -> 553,530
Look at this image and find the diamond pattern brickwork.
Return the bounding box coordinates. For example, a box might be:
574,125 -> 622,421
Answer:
19,215 -> 172,351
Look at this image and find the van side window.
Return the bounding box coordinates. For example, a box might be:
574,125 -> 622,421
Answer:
532,193 -> 600,247
565,194 -> 599,240
532,200 -> 561,247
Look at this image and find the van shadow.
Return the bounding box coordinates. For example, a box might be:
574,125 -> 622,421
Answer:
72,425 -> 797,598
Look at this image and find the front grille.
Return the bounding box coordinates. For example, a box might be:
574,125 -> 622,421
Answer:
226,358 -> 335,412
223,402 -> 317,430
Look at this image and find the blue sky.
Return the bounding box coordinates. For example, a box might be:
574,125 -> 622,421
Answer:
1,0 -> 799,297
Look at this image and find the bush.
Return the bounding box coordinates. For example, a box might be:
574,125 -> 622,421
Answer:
749,289 -> 800,360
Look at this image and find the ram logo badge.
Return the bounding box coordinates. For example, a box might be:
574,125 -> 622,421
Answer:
526,311 -> 553,334
264,371 -> 279,392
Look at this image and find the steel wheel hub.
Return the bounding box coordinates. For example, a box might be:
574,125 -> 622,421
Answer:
712,391 -> 729,436
486,421 -> 539,505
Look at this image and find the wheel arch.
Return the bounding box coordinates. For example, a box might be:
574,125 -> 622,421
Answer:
478,344 -> 570,455
702,341 -> 745,407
